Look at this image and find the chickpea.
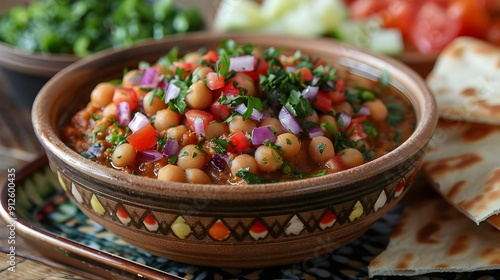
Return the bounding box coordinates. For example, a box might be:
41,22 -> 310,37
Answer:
229,115 -> 257,134
186,168 -> 212,184
183,52 -> 202,64
154,109 -> 181,131
122,70 -> 142,88
259,118 -> 285,135
191,66 -> 214,83
254,145 -> 283,172
176,144 -> 206,170
90,82 -> 115,108
318,115 -> 340,137
338,148 -> 365,169
362,98 -> 388,122
143,91 -> 167,115
112,143 -> 136,167
205,122 -> 229,139
102,103 -> 117,118
157,165 -> 187,182
275,133 -> 301,159
186,81 -> 213,109
304,110 -> 319,123
309,136 -> 335,163
167,125 -> 188,142
333,101 -> 353,115
231,154 -> 259,176
234,73 -> 257,96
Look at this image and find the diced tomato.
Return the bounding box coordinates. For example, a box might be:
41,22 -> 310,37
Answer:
346,122 -> 367,141
487,19 -> 500,46
172,61 -> 194,79
113,87 -> 138,110
351,116 -> 368,123
325,155 -> 346,173
313,91 -> 333,112
294,68 -> 314,83
126,123 -> 158,151
215,78 -> 241,98
202,50 -> 219,63
242,57 -> 268,82
227,130 -> 251,153
410,1 -> 461,53
210,101 -> 232,122
206,72 -> 225,90
185,109 -> 214,131
447,0 -> 491,40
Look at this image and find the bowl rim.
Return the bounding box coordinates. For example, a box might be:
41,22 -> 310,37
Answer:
32,31 -> 438,201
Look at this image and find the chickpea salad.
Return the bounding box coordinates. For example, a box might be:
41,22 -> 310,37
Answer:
61,39 -> 415,185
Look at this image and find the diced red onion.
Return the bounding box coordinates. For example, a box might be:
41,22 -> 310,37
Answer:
164,79 -> 180,103
279,106 -> 302,135
356,106 -> 371,116
128,112 -> 149,133
137,149 -> 163,163
301,86 -> 319,100
251,126 -> 277,146
140,67 -> 159,88
312,76 -> 320,86
193,117 -> 205,136
229,55 -> 255,72
339,112 -> 352,131
285,66 -> 298,73
308,126 -> 324,138
163,139 -> 180,157
234,103 -> 263,121
116,101 -> 131,127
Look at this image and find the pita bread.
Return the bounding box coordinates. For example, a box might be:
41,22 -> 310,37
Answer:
368,199 -> 500,277
426,37 -> 500,124
424,119 -> 500,224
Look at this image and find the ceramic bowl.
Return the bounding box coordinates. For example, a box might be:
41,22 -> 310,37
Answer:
31,32 -> 437,268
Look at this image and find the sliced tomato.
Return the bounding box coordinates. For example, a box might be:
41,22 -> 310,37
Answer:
242,57 -> 268,82
227,130 -> 251,154
206,72 -> 225,90
349,0 -> 390,19
487,19 -> 500,46
113,87 -> 138,110
447,0 -> 491,40
185,109 -> 214,131
210,101 -> 232,122
126,123 -> 158,152
216,79 -> 241,98
313,91 -> 333,112
410,1 -> 461,53
381,0 -> 417,40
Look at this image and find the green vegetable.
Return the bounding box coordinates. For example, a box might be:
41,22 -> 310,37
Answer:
0,0 -> 204,56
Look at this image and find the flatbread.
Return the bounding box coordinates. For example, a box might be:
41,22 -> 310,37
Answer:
368,199 -> 500,277
426,37 -> 500,124
424,119 -> 500,224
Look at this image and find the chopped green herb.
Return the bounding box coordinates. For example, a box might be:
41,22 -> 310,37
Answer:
236,167 -> 277,184
317,143 -> 326,155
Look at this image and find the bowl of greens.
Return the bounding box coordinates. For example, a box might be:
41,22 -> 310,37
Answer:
0,0 -> 204,108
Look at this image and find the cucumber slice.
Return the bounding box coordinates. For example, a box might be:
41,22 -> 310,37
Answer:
333,19 -> 403,55
368,28 -> 404,55
213,0 -> 265,31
